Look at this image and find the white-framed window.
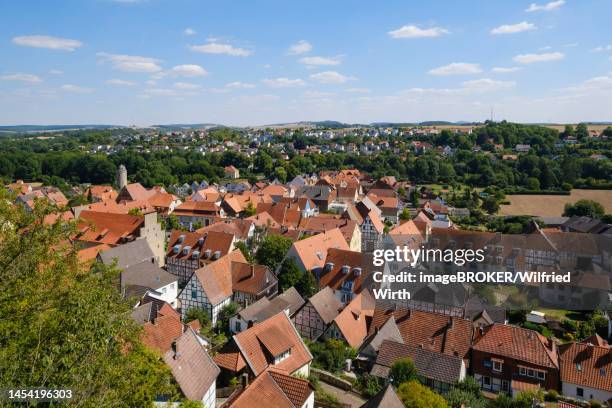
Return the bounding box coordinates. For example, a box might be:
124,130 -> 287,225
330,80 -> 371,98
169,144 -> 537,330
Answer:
493,361 -> 502,372
536,371 -> 545,380
527,369 -> 535,377
519,367 -> 527,376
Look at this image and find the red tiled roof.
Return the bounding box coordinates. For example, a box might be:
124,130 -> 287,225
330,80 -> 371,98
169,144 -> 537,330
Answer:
232,312 -> 312,376
473,323 -> 558,368
559,342 -> 612,392
141,304 -> 184,354
76,210 -> 144,245
290,228 -> 349,271
318,248 -> 368,294
369,306 -> 473,359
229,370 -> 313,408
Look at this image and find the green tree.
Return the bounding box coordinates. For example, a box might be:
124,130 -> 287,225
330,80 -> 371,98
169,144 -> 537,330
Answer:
243,202 -> 256,217
575,123 -> 589,140
184,307 -> 210,328
278,258 -> 303,291
481,196 -> 500,215
216,302 -> 239,334
0,193 -> 177,406
255,234 -> 292,271
396,381 -> 448,408
563,199 -> 605,219
234,241 -> 254,263
399,207 -> 411,220
296,270 -> 318,298
390,357 -> 418,385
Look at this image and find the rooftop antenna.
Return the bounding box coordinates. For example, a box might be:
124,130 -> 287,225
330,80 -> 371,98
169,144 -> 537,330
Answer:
490,106 -> 494,122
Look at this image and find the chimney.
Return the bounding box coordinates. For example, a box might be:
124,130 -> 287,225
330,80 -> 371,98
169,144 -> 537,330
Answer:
247,319 -> 257,328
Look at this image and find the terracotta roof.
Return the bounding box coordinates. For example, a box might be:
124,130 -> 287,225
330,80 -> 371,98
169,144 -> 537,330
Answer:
77,243 -> 112,263
333,294 -> 369,348
147,191 -> 179,209
120,183 -> 156,202
581,334 -> 609,347
189,190 -> 220,203
232,312 -> 312,376
140,303 -> 184,354
307,287 -> 343,325
559,342 -> 612,392
196,219 -> 254,241
163,328 -> 220,401
193,250 -> 247,305
256,202 -> 301,229
473,323 -> 558,368
166,229 -> 234,264
231,262 -> 277,295
369,305 -> 473,359
246,211 -> 281,229
214,341 -> 247,372
77,199 -> 155,215
290,228 -> 349,271
319,248 -> 370,294
229,370 -> 313,408
43,210 -> 74,225
297,216 -> 358,247
88,185 -> 117,201
259,184 -> 288,197
174,200 -> 222,216
76,210 -> 144,245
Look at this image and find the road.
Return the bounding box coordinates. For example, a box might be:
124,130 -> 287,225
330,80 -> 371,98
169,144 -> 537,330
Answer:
319,381 -> 366,407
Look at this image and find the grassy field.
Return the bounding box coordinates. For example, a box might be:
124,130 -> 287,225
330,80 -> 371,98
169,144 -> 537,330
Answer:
499,189 -> 612,217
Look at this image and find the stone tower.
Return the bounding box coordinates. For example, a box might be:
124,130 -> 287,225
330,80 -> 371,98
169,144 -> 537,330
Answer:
117,164 -> 128,190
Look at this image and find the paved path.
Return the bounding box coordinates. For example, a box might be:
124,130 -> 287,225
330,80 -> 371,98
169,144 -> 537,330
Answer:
319,381 -> 366,407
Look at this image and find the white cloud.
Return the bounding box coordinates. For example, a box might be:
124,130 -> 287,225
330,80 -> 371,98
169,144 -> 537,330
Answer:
173,82 -> 201,90
309,71 -> 355,84
183,28 -> 196,36
562,75 -> 612,92
189,42 -> 252,57
12,35 -> 82,51
462,78 -> 516,91
106,79 -> 136,86
303,90 -> 335,98
492,67 -> 522,73
97,52 -> 163,72
491,21 -> 536,35
60,84 -> 94,93
226,81 -> 256,89
262,77 -> 306,87
388,25 -> 449,39
144,88 -> 195,97
0,73 -> 42,83
49,69 -> 63,75
428,62 -> 482,76
526,0 -> 565,12
513,51 -> 565,63
346,87 -> 371,93
299,56 -> 342,66
287,40 -> 312,55
591,44 -> 612,52
169,64 -> 208,77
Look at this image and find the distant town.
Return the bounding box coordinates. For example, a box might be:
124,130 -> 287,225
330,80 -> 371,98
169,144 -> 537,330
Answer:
1,120 -> 610,408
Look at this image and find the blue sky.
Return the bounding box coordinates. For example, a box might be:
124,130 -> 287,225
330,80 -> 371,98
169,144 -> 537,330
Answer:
1,0 -> 611,126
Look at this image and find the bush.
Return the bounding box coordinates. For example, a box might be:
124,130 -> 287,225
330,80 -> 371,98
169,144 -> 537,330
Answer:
390,358 -> 418,385
397,381 -> 448,408
545,389 -> 558,401
356,373 -> 382,398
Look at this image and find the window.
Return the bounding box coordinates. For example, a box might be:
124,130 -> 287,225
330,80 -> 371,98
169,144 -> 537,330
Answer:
502,380 -> 509,392
537,371 -> 545,380
483,376 -> 490,386
235,321 -> 241,332
493,361 -> 502,372
576,387 -> 584,398
483,360 -> 492,368
191,290 -> 197,299
519,367 -> 527,376
527,369 -> 534,377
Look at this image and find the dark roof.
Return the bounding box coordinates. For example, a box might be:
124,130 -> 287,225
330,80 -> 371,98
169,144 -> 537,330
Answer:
563,216 -> 608,233
120,261 -> 176,297
163,328 -> 220,401
98,238 -> 156,269
360,384 -> 403,408
371,340 -> 465,385
238,287 -> 305,323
